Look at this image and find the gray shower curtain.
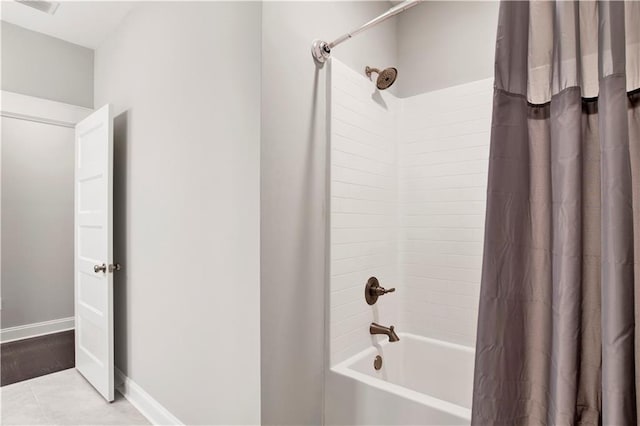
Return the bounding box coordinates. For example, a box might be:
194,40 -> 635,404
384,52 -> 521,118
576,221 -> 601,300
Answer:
472,1 -> 640,425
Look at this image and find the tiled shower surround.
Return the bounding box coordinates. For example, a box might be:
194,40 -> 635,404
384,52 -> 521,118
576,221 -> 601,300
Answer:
329,59 -> 493,365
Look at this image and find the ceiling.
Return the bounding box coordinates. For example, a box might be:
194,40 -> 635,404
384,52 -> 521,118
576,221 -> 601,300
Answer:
1,1 -> 137,49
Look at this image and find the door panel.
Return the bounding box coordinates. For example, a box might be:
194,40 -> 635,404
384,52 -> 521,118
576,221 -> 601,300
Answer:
74,104 -> 114,402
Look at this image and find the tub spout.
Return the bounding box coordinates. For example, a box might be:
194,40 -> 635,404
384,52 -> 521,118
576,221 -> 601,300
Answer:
370,322 -> 400,342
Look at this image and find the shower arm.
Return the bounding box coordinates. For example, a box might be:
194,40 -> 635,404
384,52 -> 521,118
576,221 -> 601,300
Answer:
311,0 -> 420,65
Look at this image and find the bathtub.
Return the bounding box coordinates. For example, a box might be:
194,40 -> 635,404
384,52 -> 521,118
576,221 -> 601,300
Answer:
325,333 -> 474,425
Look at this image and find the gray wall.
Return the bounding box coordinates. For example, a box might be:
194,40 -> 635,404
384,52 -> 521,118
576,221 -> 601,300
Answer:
261,2 -> 397,424
94,2 -> 261,424
1,118 -> 75,328
396,1 -> 499,97
0,21 -> 94,108
1,22 -> 93,329
0,21 -> 93,328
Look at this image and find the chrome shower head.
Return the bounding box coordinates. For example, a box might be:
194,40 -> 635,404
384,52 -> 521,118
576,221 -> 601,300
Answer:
365,66 -> 398,90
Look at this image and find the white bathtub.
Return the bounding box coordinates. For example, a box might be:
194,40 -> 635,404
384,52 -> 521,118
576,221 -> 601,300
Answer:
325,333 -> 474,425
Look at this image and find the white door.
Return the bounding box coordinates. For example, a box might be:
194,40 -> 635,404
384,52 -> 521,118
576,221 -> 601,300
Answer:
74,104 -> 115,402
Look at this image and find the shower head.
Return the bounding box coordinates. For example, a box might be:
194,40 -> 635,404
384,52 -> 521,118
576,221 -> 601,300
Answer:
365,66 -> 398,90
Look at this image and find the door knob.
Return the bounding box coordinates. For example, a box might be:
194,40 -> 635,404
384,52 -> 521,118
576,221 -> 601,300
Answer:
108,263 -> 121,273
94,263 -> 107,273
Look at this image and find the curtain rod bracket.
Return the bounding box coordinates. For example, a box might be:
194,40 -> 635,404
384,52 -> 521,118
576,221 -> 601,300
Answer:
311,40 -> 331,65
311,0 -> 419,65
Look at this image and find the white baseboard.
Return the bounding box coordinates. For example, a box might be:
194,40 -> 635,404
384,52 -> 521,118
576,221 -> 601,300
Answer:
115,368 -> 183,426
0,317 -> 75,343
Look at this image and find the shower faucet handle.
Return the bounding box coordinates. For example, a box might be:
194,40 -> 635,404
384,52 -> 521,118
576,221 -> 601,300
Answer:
373,286 -> 396,296
365,277 -> 396,305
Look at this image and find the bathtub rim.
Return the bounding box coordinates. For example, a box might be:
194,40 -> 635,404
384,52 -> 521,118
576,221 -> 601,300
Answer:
331,333 -> 474,422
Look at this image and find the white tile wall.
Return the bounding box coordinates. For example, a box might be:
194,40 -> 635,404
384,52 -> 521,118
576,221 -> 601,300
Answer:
330,59 -> 400,366
329,58 -> 493,365
398,79 -> 492,347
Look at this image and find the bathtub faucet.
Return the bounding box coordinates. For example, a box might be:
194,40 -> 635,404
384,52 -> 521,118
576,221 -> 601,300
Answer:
370,322 -> 400,342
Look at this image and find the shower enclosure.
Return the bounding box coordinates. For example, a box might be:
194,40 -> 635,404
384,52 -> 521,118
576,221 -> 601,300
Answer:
313,1 -> 496,423
324,58 -> 492,424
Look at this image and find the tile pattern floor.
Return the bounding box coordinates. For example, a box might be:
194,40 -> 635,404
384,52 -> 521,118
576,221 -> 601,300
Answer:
0,368 -> 149,425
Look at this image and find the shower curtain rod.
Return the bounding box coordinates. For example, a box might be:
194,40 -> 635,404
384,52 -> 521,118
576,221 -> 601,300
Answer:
311,0 -> 420,64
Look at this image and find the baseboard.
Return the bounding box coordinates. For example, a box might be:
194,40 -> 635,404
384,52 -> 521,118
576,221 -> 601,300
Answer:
115,368 -> 183,426
0,317 -> 75,343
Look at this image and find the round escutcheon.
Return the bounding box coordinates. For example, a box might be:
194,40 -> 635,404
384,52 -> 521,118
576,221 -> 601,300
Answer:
365,277 -> 380,305
374,355 -> 383,370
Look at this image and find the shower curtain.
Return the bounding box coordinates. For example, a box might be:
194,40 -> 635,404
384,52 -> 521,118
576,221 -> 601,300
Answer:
472,1 -> 640,424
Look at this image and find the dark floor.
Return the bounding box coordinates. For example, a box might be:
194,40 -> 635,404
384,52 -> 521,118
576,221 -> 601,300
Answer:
1,330 -> 75,386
